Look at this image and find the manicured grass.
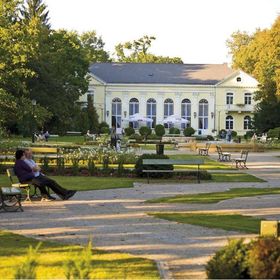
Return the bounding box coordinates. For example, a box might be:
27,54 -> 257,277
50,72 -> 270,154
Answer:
150,213 -> 260,233
0,231 -> 159,279
211,173 -> 264,182
139,144 -> 175,150
0,172 -> 263,192
48,135 -> 85,143
0,175 -> 136,191
169,154 -> 232,170
147,187 -> 280,204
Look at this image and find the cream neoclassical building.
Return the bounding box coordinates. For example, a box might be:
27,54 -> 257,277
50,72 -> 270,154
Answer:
79,63 -> 258,136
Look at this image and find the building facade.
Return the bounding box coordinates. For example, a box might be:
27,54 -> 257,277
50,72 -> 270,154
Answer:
79,63 -> 258,135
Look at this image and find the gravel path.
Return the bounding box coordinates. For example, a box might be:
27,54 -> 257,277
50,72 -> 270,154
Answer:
1,151 -> 280,279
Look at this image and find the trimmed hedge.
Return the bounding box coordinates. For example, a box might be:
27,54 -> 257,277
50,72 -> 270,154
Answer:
206,237 -> 280,279
155,124 -> 165,138
124,127 -> 135,136
169,127 -> 180,134
135,154 -> 173,178
183,127 -> 195,136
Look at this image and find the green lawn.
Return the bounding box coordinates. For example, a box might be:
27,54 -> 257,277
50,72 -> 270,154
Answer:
147,187 -> 280,204
139,143 -> 175,151
0,176 -> 136,191
48,135 -> 85,144
169,154 -> 232,170
0,231 -> 159,279
150,213 -> 260,233
211,173 -> 264,182
0,171 -> 263,192
0,173 -> 263,192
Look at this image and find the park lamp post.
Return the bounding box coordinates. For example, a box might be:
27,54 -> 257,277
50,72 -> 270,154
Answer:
31,99 -> 36,143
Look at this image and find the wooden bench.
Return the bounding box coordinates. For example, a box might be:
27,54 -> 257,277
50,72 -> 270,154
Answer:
216,145 -> 231,161
232,150 -> 249,169
0,187 -> 23,212
7,168 -> 34,201
142,159 -> 204,184
198,142 -> 211,156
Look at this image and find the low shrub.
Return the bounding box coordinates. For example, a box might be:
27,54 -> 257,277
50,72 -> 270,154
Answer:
99,122 -> 110,134
124,127 -> 135,136
207,237 -> 280,279
206,135 -> 214,141
244,130 -> 254,140
169,127 -> 180,134
195,136 -> 208,141
135,154 -> 173,178
231,130 -> 237,138
206,239 -> 250,279
147,133 -> 161,140
139,126 -> 152,140
183,127 -> 195,136
129,133 -> 143,141
175,170 -> 211,180
155,124 -> 165,138
247,237 -> 280,279
267,127 -> 280,139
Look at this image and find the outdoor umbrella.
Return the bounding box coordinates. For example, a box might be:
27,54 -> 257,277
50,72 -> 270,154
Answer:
123,113 -> 153,123
163,115 -> 189,124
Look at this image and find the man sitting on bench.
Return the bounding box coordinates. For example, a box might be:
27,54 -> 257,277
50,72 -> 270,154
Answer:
14,150 -> 76,201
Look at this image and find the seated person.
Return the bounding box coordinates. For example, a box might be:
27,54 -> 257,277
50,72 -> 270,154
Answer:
14,149 -> 76,201
86,130 -> 95,140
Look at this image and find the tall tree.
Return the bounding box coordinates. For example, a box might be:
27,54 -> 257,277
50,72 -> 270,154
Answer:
227,16 -> 280,132
80,31 -> 110,63
21,0 -> 50,27
87,94 -> 99,133
115,35 -> 183,63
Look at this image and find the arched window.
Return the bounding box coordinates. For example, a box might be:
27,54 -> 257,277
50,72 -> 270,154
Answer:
112,98 -> 122,128
198,99 -> 208,132
129,98 -> 139,128
226,115 -> 234,130
244,116 -> 251,130
164,98 -> 174,128
181,98 -> 191,128
244,93 -> 252,105
226,93 -> 233,105
129,98 -> 139,115
147,98 -> 156,128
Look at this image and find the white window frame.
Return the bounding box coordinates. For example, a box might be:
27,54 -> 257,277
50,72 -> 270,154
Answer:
112,97 -> 122,128
129,98 -> 139,128
226,115 -> 234,130
147,98 -> 156,128
226,92 -> 234,105
164,98 -> 174,128
198,99 -> 208,131
181,98 -> 191,129
244,115 -> 251,130
244,93 -> 252,105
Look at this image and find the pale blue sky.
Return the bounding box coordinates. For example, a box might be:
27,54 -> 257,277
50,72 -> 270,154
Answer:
45,0 -> 279,63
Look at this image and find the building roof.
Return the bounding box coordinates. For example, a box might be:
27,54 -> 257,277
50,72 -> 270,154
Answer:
89,63 -> 235,85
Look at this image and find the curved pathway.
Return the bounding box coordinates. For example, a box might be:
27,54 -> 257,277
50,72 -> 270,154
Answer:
1,151 -> 280,279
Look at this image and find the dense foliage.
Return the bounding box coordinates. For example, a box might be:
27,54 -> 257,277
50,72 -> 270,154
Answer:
135,154 -> 173,178
227,16 -> 280,132
115,35 -> 183,64
183,127 -> 195,136
155,124 -> 165,138
206,237 -> 280,279
169,127 -> 180,134
0,0 -> 110,135
139,126 -> 152,140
